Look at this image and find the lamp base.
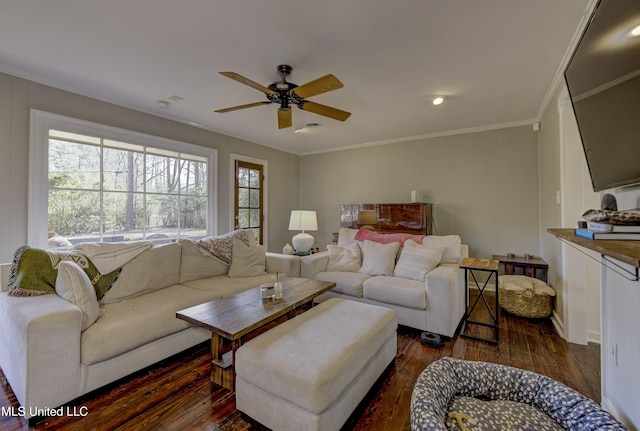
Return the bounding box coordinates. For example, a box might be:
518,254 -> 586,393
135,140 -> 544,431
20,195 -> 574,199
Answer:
292,232 -> 314,254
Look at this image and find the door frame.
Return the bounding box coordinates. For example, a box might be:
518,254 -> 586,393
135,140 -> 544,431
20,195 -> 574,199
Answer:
230,153 -> 268,247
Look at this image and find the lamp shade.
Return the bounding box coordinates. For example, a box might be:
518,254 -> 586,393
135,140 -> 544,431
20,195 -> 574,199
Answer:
288,210 -> 318,232
357,210 -> 377,225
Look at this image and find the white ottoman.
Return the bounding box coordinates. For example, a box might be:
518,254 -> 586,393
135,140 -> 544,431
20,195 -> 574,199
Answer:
235,298 -> 398,431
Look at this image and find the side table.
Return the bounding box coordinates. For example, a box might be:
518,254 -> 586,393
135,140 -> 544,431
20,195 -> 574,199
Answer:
492,254 -> 548,283
459,257 -> 499,344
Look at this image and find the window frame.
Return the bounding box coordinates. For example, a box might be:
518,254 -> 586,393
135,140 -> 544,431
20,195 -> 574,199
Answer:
29,109 -> 218,248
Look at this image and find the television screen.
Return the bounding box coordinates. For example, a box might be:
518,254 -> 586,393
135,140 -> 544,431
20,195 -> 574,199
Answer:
564,0 -> 640,191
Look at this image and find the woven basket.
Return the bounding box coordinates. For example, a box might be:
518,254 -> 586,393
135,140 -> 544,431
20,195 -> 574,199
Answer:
498,275 -> 554,319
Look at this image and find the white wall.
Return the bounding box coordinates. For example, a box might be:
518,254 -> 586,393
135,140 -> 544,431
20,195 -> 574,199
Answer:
600,189 -> 640,430
300,126 -> 540,260
539,83 -> 640,429
0,72 -> 301,261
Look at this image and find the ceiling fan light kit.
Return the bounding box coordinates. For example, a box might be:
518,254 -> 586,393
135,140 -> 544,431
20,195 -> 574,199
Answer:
215,65 -> 351,129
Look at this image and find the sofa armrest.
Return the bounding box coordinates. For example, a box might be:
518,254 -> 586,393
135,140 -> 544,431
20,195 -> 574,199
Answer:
265,253 -> 301,278
0,292 -> 83,416
300,252 -> 330,279
425,264 -> 465,338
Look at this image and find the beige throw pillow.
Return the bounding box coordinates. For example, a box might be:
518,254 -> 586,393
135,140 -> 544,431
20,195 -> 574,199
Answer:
228,239 -> 267,278
326,243 -> 361,272
178,238 -> 229,283
422,235 -> 462,263
55,261 -> 102,331
394,240 -> 445,281
359,240 -> 400,276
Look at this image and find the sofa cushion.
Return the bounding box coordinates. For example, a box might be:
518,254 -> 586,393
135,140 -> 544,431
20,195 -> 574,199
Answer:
7,246 -> 120,298
315,271 -> 371,297
228,240 -> 266,278
81,284 -> 216,365
55,261 -> 102,331
100,243 -> 181,304
326,243 -> 361,272
394,240 -> 445,282
178,238 -> 229,283
363,276 -> 426,309
359,240 -> 400,276
422,235 -> 462,264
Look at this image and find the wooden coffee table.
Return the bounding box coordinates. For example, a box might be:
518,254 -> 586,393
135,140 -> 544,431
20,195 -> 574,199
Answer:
176,277 -> 336,391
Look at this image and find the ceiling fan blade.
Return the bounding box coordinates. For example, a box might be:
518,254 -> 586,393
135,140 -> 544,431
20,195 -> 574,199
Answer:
292,74 -> 344,99
300,101 -> 351,122
219,71 -> 278,95
215,101 -> 271,113
278,108 -> 292,129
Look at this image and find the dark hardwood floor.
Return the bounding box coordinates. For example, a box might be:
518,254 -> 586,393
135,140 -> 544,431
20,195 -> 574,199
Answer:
0,295 -> 600,431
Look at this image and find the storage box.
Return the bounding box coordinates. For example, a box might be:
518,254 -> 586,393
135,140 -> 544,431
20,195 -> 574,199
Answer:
498,275 -> 555,318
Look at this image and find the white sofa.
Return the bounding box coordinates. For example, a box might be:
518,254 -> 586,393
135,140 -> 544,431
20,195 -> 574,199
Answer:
0,235 -> 300,419
301,228 -> 468,338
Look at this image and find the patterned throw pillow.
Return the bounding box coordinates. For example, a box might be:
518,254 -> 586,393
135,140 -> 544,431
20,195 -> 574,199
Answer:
197,229 -> 255,264
7,245 -> 120,298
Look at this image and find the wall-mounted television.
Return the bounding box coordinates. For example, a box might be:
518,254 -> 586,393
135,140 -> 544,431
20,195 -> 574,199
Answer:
564,0 -> 640,192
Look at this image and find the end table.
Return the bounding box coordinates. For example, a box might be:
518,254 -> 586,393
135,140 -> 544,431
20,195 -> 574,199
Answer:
459,258 -> 499,344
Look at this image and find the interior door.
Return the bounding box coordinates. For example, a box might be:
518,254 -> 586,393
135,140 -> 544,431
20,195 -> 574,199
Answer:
234,160 -> 264,244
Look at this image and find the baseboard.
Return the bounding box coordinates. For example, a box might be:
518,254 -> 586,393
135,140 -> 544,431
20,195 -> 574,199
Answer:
586,330 -> 601,345
551,310 -> 565,339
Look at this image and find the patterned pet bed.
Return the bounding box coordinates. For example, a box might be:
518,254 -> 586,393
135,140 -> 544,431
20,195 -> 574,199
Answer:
410,357 -> 627,431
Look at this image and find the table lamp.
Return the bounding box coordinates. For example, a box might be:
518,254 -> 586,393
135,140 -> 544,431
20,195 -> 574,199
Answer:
288,210 -> 318,254
357,210 -> 377,230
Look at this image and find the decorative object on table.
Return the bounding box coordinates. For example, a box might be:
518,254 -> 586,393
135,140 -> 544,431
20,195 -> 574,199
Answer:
581,208 -> 640,225
260,282 -> 274,300
288,210 -> 318,254
274,272 -> 283,300
601,193 -> 617,211
357,209 -> 378,230
282,243 -> 294,255
499,275 -> 555,318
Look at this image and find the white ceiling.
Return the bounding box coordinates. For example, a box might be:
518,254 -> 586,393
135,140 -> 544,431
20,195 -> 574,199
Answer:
0,0 -> 593,155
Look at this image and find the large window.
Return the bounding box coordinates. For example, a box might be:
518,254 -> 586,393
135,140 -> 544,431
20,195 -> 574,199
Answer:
29,110 -> 217,248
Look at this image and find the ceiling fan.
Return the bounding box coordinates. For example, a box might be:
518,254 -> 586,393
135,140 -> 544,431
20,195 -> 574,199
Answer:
215,64 -> 351,129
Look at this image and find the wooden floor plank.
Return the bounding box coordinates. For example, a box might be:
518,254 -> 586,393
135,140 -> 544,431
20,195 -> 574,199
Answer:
0,299 -> 600,431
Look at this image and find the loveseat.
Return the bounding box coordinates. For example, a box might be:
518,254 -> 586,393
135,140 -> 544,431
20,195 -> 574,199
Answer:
301,228 -> 468,337
0,230 -> 300,419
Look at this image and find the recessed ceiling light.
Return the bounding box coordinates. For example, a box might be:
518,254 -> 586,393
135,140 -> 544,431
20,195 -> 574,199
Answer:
631,25 -> 640,37
168,95 -> 184,102
156,100 -> 170,108
432,97 -> 444,105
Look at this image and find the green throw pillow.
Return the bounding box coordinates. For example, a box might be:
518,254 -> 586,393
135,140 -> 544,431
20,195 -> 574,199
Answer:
7,246 -> 120,299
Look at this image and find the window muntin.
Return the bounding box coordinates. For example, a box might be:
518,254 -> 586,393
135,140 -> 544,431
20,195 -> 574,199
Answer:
31,111 -> 216,248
